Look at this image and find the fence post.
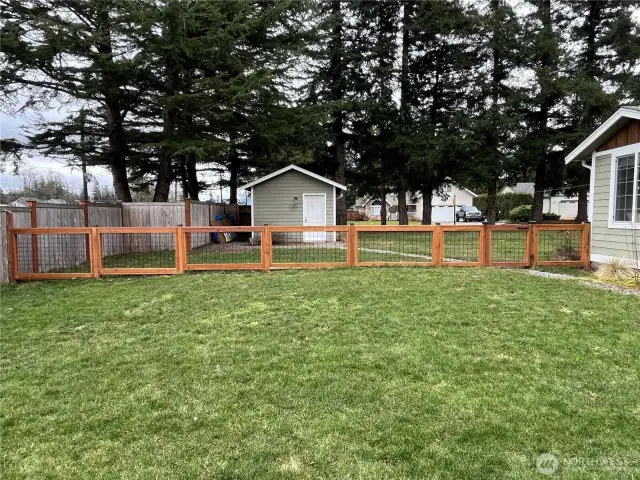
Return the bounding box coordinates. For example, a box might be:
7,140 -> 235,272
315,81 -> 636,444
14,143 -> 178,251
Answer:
27,200 -> 39,273
528,221 -> 538,268
347,223 -> 356,266
434,223 -> 443,266
184,199 -> 192,252
6,211 -> 16,283
176,226 -> 185,273
581,222 -> 591,270
481,221 -> 490,266
90,227 -> 101,278
261,225 -> 271,273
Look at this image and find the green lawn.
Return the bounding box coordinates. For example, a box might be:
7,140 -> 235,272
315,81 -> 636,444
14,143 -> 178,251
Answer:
1,268 -> 638,479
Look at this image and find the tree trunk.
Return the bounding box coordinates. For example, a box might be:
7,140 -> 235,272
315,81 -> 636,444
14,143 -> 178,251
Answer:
153,54 -> 179,202
334,139 -> 347,225
398,188 -> 408,225
228,144 -> 239,204
97,9 -> 132,202
186,154 -> 199,201
330,0 -> 347,225
153,152 -> 173,201
532,161 -> 546,222
486,178 -> 498,224
380,186 -> 387,225
107,115 -> 132,202
575,184 -> 589,223
421,188 -> 433,225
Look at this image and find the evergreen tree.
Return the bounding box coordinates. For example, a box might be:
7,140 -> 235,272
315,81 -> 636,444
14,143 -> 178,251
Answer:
562,0 -> 640,222
404,0 -> 478,224
518,0 -> 567,222
1,0 -> 150,201
465,0 -> 523,224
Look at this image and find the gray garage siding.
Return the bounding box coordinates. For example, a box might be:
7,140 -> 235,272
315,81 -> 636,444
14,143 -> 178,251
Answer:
252,170 -> 335,227
591,153 -> 637,260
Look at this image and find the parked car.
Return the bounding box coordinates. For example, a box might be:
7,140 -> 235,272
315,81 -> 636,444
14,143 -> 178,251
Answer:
456,206 -> 484,222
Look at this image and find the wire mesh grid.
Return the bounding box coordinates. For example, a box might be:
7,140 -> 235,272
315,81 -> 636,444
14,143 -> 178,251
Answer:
538,229 -> 582,262
443,231 -> 480,263
187,231 -> 262,265
357,231 -> 433,263
16,234 -> 90,274
101,233 -> 176,269
270,231 -> 347,264
491,230 -> 527,263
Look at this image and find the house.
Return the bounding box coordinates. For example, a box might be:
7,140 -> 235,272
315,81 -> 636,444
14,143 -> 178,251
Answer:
500,183 -> 580,220
565,106 -> 640,268
239,164 -> 347,242
353,181 -> 477,222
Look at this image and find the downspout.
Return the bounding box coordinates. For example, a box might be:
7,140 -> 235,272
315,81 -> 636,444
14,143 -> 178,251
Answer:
581,160 -> 592,171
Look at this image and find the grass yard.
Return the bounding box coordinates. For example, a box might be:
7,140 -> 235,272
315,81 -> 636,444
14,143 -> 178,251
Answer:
1,268 -> 638,479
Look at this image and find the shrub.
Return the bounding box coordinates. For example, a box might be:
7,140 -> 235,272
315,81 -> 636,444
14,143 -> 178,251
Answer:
542,212 -> 561,221
595,258 -> 635,282
347,211 -> 368,221
509,204 -> 531,222
473,193 -> 533,220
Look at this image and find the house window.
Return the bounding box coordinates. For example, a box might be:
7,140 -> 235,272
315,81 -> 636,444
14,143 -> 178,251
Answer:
611,150 -> 639,227
446,185 -> 452,193
371,199 -> 382,216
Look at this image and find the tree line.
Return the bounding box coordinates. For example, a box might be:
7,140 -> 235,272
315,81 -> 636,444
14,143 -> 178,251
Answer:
1,0 -> 639,223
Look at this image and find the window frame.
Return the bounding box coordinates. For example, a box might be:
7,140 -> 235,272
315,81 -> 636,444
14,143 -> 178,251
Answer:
607,144 -> 640,230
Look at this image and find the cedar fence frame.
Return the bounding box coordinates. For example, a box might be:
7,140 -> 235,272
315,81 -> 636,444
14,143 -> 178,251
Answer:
5,220 -> 591,282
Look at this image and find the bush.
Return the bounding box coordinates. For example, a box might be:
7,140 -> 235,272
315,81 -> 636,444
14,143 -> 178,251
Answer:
347,210 -> 369,221
509,204 -> 531,222
543,212 -> 561,221
474,193 -> 533,220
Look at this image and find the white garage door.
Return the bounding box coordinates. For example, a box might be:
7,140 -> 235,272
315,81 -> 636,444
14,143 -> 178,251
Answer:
431,206 -> 455,222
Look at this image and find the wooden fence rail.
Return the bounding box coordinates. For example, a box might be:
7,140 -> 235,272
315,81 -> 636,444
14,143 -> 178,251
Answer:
5,222 -> 591,282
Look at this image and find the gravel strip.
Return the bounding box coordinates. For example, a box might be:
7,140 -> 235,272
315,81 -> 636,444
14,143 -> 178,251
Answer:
524,269 -> 640,296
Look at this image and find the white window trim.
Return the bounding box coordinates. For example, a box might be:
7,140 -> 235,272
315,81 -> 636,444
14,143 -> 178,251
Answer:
606,144 -> 640,230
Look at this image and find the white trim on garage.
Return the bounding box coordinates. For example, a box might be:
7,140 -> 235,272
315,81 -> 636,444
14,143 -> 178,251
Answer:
239,165 -> 347,191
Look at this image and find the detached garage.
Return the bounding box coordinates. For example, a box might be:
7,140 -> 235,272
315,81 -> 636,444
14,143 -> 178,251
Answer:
239,165 -> 347,241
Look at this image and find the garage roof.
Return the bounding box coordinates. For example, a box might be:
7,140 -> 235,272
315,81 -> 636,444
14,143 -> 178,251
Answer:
239,165 -> 347,191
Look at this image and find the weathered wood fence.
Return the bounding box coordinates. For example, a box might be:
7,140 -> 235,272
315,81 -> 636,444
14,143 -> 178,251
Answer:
0,200 -> 250,283
5,223 -> 591,282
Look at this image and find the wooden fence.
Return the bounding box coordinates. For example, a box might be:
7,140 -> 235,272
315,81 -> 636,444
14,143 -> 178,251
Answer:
0,200 -> 251,283
5,222 -> 591,282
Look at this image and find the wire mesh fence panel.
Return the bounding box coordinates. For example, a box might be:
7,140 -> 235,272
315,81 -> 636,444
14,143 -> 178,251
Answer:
357,231 -> 433,263
271,230 -> 347,264
16,233 -> 90,273
101,233 -> 176,269
187,231 -> 262,265
443,231 -> 480,263
491,230 -> 528,263
538,229 -> 582,262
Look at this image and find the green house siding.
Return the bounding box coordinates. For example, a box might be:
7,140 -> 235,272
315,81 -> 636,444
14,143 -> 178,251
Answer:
252,170 -> 335,227
591,152 -> 638,261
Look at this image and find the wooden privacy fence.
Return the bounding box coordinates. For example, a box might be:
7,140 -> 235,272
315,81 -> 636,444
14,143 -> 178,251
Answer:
0,200 -> 251,283
5,222 -> 591,282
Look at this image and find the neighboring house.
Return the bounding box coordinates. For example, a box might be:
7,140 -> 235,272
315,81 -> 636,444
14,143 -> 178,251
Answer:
565,106 -> 640,268
499,183 -> 580,220
239,164 -> 347,242
9,197 -> 69,207
353,181 -> 477,222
